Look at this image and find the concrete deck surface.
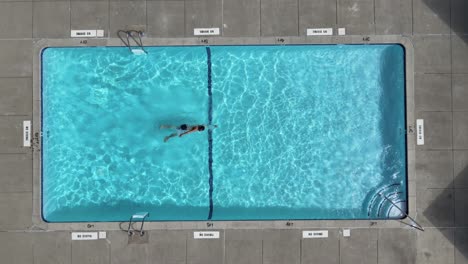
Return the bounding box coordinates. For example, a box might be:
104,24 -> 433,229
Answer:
0,0 -> 466,263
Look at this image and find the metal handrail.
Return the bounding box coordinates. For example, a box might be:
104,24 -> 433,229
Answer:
379,193 -> 424,231
128,30 -> 146,52
117,30 -> 131,51
117,30 -> 147,54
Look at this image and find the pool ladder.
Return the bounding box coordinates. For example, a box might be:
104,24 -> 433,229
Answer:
117,30 -> 147,55
126,212 -> 149,236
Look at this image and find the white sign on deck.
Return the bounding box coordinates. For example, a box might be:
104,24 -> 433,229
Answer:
71,232 -> 98,240
416,119 -> 424,145
23,121 -> 31,147
71,30 -> 97,38
194,231 -> 220,239
96,30 -> 104,37
194,28 -> 220,36
343,229 -> 351,237
98,232 -> 107,239
307,28 -> 333,36
302,230 -> 329,238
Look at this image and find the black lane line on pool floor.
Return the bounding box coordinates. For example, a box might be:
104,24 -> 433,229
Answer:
207,47 -> 214,220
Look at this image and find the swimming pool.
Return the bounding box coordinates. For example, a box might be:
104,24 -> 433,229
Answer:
41,44 -> 407,222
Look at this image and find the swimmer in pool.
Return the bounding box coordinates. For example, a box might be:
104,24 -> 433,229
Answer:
160,124 -> 217,142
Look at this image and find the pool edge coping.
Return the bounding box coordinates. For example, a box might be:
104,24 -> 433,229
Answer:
32,36 -> 416,231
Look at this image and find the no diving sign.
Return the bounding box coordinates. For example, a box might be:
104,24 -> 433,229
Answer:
71,232 -> 98,240
302,230 -> 329,238
194,231 -> 220,239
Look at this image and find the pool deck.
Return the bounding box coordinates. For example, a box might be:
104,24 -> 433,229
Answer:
0,0 -> 467,263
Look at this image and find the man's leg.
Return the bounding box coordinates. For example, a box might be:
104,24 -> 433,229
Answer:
164,133 -> 178,142
160,125 -> 176,129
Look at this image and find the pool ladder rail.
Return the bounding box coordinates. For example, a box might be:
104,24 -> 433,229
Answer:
117,30 -> 147,55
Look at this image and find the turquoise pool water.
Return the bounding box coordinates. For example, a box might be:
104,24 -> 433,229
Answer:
41,45 -> 407,222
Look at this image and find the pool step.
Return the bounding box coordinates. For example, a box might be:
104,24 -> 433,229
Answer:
365,183 -> 406,219
364,184 -> 424,231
